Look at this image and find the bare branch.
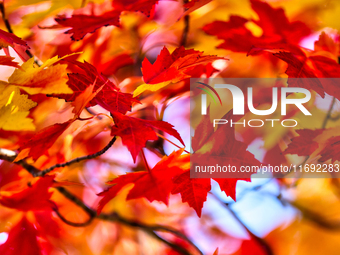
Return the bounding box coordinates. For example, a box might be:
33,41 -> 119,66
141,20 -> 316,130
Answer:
53,207 -> 94,227
0,147 -> 202,255
211,193 -> 274,255
36,136 -> 117,177
180,0 -> 190,47
0,1 -> 42,66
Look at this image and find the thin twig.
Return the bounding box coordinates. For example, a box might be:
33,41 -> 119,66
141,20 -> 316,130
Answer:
211,193 -> 273,255
0,148 -> 202,255
0,2 -> 42,66
141,148 -> 151,173
53,207 -> 94,227
322,96 -> 336,129
0,2 -> 13,33
0,148 -> 40,176
156,133 -> 190,154
150,231 -> 192,255
180,0 -> 190,47
36,136 -> 117,177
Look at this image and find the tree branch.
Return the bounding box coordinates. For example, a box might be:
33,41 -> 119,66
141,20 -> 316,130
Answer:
0,147 -> 202,255
211,193 -> 274,255
36,136 -> 117,177
0,1 -> 42,66
53,207 -> 94,227
180,0 -> 190,47
322,96 -> 337,129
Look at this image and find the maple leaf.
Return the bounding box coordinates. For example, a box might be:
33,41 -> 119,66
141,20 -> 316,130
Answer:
57,60 -> 138,114
97,149 -> 187,213
98,53 -> 134,76
0,55 -> 20,68
111,112 -> 184,162
314,31 -> 339,57
16,83 -> 100,161
191,109 -> 259,197
7,55 -> 76,95
319,136 -> 340,163
49,1 -> 158,40
0,84 -> 37,131
0,217 -> 43,255
202,0 -> 310,53
0,28 -> 29,50
112,0 -> 159,16
16,120 -> 73,161
133,46 -> 225,96
283,129 -> 323,156
54,10 -> 121,41
0,175 -> 56,211
171,171 -> 211,217
274,52 -> 340,100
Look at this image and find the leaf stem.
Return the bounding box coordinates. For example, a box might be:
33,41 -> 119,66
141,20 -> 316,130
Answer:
156,132 -> 190,153
140,148 -> 151,173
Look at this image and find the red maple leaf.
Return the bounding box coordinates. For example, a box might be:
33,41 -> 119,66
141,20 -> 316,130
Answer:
57,60 -> 138,114
112,0 -> 159,16
18,82 -> 102,161
171,171 -> 211,217
274,51 -> 340,100
202,0 -> 310,53
97,149 -> 186,213
192,110 -> 260,179
0,28 -> 29,49
0,55 -> 20,68
0,217 -> 43,255
191,109 -> 260,200
283,129 -> 323,156
17,120 -> 73,161
0,175 -> 56,211
110,112 -> 184,162
319,136 -> 340,163
54,10 -> 121,41
142,46 -> 224,85
50,1 -> 158,40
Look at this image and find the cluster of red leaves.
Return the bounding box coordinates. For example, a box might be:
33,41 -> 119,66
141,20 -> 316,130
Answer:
2,0 -> 340,254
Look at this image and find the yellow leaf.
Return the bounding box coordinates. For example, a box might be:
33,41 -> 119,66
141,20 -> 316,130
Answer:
0,84 -> 37,131
8,53 -> 80,95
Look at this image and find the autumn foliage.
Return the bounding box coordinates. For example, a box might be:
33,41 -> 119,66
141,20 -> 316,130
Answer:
1,0 -> 340,254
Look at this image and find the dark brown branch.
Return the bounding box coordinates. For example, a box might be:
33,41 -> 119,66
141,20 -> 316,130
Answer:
55,186 -> 96,217
0,148 -> 202,255
57,187 -> 200,255
180,0 -> 190,47
36,136 -> 117,177
53,207 -> 94,227
150,231 -> 192,255
0,2 -> 42,66
0,148 -> 40,176
0,2 -> 13,33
